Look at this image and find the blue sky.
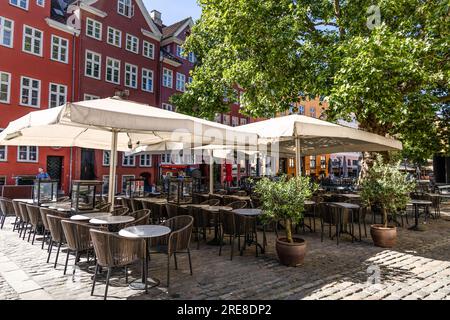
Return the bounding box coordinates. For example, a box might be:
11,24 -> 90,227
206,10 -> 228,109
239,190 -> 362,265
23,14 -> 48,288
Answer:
143,0 -> 202,26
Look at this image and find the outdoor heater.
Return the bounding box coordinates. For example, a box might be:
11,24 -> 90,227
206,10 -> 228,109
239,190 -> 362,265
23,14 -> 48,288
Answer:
124,177 -> 145,198
33,179 -> 58,206
70,180 -> 103,214
167,176 -> 193,205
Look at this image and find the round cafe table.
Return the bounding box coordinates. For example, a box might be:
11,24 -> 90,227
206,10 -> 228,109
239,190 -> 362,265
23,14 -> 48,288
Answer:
89,216 -> 135,232
119,225 -> 171,293
203,206 -> 232,245
408,200 -> 432,231
71,212 -> 111,221
234,209 -> 265,255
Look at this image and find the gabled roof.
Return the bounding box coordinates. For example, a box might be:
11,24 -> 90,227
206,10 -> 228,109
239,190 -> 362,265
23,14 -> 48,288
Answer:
162,17 -> 194,39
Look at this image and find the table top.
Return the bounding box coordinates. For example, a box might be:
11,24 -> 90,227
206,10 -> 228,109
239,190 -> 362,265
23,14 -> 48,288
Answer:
119,225 -> 171,239
342,194 -> 361,198
304,200 -> 315,205
203,206 -> 233,212
90,215 -> 135,225
233,208 -> 263,216
331,202 -> 360,209
409,200 -> 432,205
71,212 -> 111,221
13,199 -> 34,204
139,198 -> 167,204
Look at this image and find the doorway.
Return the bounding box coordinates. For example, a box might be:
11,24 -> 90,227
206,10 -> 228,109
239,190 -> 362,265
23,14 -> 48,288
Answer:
80,148 -> 96,180
47,156 -> 63,190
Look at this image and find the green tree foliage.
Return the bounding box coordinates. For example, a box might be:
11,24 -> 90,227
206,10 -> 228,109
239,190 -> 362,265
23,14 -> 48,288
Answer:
172,0 -> 449,161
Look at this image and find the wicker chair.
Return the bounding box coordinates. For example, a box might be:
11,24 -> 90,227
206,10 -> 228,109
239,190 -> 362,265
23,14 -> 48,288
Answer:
90,229 -> 144,300
209,194 -> 224,205
121,198 -> 133,211
130,198 -> 143,212
39,207 -> 60,251
234,190 -> 247,197
223,195 -> 237,206
0,198 -> 17,230
200,199 -> 220,206
96,202 -> 112,212
151,215 -> 194,287
46,214 -> 69,268
187,205 -> 209,249
18,202 -> 31,241
165,203 -> 179,219
57,196 -> 71,202
218,209 -> 247,260
26,204 -> 44,245
227,201 -> 247,210
61,220 -> 97,276
124,210 -> 150,228
11,201 -> 24,234
111,206 -> 129,216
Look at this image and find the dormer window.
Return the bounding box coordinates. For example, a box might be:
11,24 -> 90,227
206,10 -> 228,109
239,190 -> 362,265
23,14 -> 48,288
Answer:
118,0 -> 134,18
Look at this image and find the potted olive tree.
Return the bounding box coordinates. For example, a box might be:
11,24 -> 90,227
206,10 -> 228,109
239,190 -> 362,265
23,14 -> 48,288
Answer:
254,175 -> 317,266
360,155 -> 415,248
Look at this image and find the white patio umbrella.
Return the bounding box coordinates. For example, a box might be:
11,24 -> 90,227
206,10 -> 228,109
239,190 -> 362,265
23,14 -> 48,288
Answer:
0,97 -> 257,204
238,115 -> 402,176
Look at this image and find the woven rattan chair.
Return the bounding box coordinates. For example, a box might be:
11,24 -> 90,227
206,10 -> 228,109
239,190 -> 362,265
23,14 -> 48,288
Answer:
26,204 -> 43,245
151,215 -> 193,287
227,201 -> 247,210
18,202 -> 31,241
218,209 -> 247,260
111,206 -> 129,216
165,203 -> 179,219
200,199 -> 220,206
90,229 -> 144,300
39,207 -> 60,251
209,194 -> 224,205
130,198 -> 143,212
46,214 -> 69,268
61,220 -> 97,276
11,201 -> 24,234
96,202 -> 112,212
187,205 -> 209,249
0,198 -> 17,230
124,210 -> 150,228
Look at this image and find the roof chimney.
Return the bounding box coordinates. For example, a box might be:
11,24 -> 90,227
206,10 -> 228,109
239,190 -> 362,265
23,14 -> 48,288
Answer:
151,10 -> 162,27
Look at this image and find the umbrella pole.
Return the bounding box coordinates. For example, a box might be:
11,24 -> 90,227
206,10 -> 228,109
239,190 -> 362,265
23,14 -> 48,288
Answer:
108,130 -> 119,210
295,135 -> 301,177
209,150 -> 214,194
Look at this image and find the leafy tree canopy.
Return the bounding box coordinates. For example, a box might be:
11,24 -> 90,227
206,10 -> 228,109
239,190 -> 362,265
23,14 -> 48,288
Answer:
172,0 -> 449,162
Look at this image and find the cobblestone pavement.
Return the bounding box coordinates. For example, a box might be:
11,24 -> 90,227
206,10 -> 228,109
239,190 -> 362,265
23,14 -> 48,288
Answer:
1,205 -> 450,300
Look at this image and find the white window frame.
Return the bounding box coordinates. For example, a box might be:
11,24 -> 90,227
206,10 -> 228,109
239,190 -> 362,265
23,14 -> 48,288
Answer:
0,129 -> 7,162
188,52 -> 195,63
310,107 -> 316,118
0,71 -> 11,104
161,153 -> 172,164
139,154 -> 152,167
122,153 -> 135,167
162,103 -> 173,111
20,76 -> 41,108
50,35 -> 69,64
231,116 -> 238,127
105,57 -> 121,84
162,68 -> 173,88
86,17 -> 102,41
0,16 -> 14,48
125,34 -> 139,54
22,25 -> 43,57
240,118 -> 247,126
102,175 -> 118,194
107,26 -> 121,48
84,50 -> 101,80
102,150 -> 110,166
17,146 -> 38,163
223,115 -> 231,126
176,73 -> 186,92
122,174 -> 135,193
84,94 -> 100,100
142,40 -> 154,59
117,0 -> 134,18
9,0 -> 29,10
124,63 -> 138,89
48,83 -> 67,108
36,0 -> 45,7
176,45 -> 183,58
141,68 -> 153,93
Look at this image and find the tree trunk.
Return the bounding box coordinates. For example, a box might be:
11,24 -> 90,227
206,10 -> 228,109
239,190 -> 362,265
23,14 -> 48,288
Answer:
285,218 -> 293,243
382,207 -> 388,228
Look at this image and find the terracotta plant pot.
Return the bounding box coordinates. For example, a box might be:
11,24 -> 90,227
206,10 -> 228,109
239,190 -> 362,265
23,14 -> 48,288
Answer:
370,224 -> 397,248
275,237 -> 306,267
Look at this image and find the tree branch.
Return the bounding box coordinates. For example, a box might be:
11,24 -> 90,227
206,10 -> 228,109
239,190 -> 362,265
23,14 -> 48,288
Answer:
333,0 -> 345,39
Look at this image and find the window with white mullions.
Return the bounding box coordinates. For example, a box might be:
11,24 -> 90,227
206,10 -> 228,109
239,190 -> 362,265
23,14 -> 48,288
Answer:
51,35 -> 68,63
125,63 -> 138,88
85,50 -> 101,79
49,83 -> 67,108
122,153 -> 135,167
0,129 -> 6,161
18,146 -> 38,162
103,150 -> 110,166
0,17 -> 14,48
126,34 -> 139,54
176,73 -> 186,92
106,57 -> 121,84
107,27 -> 121,47
86,18 -> 102,40
141,68 -> 153,92
118,0 -> 133,17
142,41 -> 154,59
23,25 -> 43,56
20,76 -> 40,107
9,0 -> 28,10
0,72 -> 11,104
140,154 -> 152,167
162,68 -> 173,88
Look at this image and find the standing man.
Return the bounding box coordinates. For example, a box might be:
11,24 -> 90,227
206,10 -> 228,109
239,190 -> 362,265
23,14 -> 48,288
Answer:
36,167 -> 50,180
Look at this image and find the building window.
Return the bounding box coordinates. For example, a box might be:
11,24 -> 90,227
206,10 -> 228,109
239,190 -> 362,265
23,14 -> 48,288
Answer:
231,116 -> 238,127
353,160 -> 358,166
117,0 -> 133,18
223,115 -> 231,126
141,68 -> 153,92
0,71 -> 11,104
240,118 -> 247,126
310,156 -> 316,169
0,176 -> 5,185
161,153 -> 172,164
140,154 -> 152,167
310,107 -> 316,118
0,17 -> 14,48
214,113 -> 222,123
0,129 -> 6,162
125,63 -> 137,88
20,76 -> 40,107
102,150 -> 110,166
125,34 -> 139,53
288,158 -> 295,168
49,83 -> 67,108
107,27 -> 121,47
142,41 -> 154,59
188,52 -> 195,63
84,94 -> 100,100
162,103 -> 173,111
176,45 -> 184,58
102,175 -> 117,194
85,50 -> 101,79
51,35 -> 68,63
17,146 -> 38,162
122,175 -> 135,193
321,156 -> 326,169
86,18 -> 102,40
9,0 -> 28,10
176,73 -> 185,92
162,68 -> 173,88
298,105 -> 305,115
105,57 -> 121,84
36,0 -> 44,7
23,25 -> 43,56
122,153 -> 135,167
